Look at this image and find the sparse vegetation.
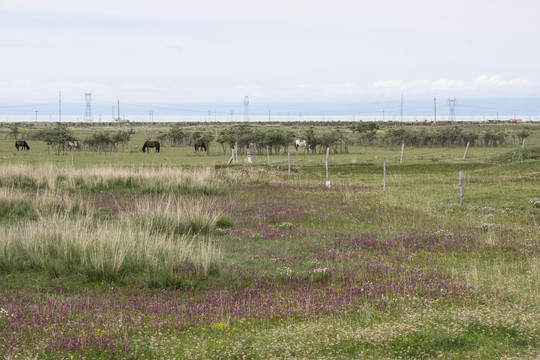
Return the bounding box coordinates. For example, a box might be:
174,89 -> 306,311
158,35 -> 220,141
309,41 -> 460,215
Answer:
0,121 -> 539,358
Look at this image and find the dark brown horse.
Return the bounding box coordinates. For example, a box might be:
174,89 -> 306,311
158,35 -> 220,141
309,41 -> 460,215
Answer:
142,141 -> 160,153
194,141 -> 207,152
15,140 -> 30,151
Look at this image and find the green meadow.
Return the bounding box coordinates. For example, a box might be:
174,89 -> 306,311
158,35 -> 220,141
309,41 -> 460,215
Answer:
0,121 -> 539,359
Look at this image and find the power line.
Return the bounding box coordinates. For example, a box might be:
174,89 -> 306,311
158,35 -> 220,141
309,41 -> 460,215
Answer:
448,98 -> 456,122
84,92 -> 93,122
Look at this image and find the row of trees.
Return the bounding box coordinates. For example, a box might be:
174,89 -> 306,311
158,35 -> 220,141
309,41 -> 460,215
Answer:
24,124 -> 134,154
84,129 -> 134,152
158,125 -> 215,152
353,125 -> 531,147
10,123 -> 536,156
214,125 -> 351,155
27,124 -> 77,154
159,124 -> 533,155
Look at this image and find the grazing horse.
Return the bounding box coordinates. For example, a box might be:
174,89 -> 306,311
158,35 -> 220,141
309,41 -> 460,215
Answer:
294,139 -> 310,152
142,140 -> 160,153
194,141 -> 207,152
15,140 -> 30,151
67,141 -> 80,150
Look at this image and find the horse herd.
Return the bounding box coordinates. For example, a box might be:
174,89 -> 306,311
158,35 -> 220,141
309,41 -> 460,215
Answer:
14,139 -> 312,154
13,140 -> 205,154
15,140 -> 80,151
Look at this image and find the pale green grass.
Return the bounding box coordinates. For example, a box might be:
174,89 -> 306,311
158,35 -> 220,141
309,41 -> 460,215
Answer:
0,165 -> 224,285
0,162 -> 221,195
1,122 -> 539,359
132,303 -> 540,359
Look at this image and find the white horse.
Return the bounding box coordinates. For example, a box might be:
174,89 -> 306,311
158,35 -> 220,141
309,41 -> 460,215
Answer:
67,141 -> 80,150
294,139 -> 310,152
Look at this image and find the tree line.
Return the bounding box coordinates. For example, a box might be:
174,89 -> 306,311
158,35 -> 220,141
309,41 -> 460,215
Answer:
353,125 -> 532,147
156,123 -> 535,154
6,122 -> 537,156
24,124 -> 134,154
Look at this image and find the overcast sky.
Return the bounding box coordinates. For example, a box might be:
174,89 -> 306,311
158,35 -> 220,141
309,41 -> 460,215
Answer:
1,0 -> 539,106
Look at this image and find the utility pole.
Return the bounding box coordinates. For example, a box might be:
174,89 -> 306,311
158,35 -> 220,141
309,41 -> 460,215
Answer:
243,96 -> 249,122
59,91 -> 62,122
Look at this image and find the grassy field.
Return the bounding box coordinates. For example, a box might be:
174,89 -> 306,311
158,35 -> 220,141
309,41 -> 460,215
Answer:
0,122 -> 539,359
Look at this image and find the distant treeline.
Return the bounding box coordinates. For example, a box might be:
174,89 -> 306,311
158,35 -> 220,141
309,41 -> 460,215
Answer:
3,121 -> 539,155
156,122 -> 537,154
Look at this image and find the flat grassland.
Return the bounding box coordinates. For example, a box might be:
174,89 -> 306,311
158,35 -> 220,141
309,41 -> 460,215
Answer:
1,122 -> 539,359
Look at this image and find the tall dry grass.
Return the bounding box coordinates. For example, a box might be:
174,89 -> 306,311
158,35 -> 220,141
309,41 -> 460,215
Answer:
0,213 -> 222,284
0,163 -> 221,195
0,164 -> 224,285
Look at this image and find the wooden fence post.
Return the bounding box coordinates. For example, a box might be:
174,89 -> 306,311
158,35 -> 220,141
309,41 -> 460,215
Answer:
227,143 -> 239,166
400,143 -> 405,164
459,171 -> 464,206
227,149 -> 234,165
267,146 -> 270,165
463,142 -> 470,160
72,154 -> 75,167
522,139 -> 526,148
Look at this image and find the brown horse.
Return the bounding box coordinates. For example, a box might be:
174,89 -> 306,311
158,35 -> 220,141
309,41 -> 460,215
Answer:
142,141 -> 160,153
15,140 -> 30,151
194,141 -> 207,152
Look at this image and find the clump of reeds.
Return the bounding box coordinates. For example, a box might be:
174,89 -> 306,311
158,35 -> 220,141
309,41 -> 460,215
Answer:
0,163 -> 222,195
0,164 -> 225,286
0,211 -> 222,285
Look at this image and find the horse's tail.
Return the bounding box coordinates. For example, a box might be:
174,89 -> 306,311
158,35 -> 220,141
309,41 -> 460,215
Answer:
142,144 -> 146,152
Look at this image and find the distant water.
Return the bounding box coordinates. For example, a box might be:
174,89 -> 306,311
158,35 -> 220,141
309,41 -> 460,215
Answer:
1,98 -> 539,122
1,114 -> 538,123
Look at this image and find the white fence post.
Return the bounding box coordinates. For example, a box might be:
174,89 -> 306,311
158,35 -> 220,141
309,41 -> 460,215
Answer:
400,143 -> 405,164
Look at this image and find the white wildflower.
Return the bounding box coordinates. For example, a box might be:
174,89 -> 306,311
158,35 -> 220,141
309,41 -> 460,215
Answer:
279,222 -> 293,229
